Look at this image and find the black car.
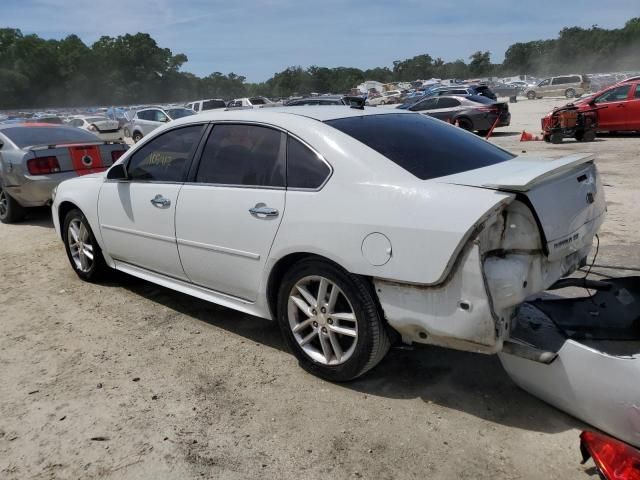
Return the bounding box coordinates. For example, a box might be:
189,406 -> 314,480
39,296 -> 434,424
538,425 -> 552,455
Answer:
405,95 -> 510,134
285,95 -> 365,107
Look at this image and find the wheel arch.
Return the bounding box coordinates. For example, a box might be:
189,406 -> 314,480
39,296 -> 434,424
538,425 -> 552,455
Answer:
57,200 -> 80,234
266,252 -> 356,319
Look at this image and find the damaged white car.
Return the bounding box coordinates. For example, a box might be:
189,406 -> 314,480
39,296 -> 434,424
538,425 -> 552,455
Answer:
52,107 -> 607,383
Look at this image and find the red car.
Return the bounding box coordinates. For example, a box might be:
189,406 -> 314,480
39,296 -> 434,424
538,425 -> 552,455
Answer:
573,76 -> 640,132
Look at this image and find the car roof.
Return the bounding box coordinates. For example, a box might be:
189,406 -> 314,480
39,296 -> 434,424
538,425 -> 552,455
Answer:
172,105 -> 414,124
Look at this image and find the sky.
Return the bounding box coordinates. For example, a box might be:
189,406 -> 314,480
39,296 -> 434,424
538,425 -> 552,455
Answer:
2,0 -> 639,81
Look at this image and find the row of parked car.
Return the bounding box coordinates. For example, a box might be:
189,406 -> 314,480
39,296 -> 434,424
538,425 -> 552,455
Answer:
2,94 -> 640,466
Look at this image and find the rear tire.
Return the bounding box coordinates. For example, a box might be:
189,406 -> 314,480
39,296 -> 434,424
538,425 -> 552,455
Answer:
62,208 -> 109,282
457,118 -> 473,131
277,258 -> 390,381
550,132 -> 564,144
0,184 -> 27,224
132,131 -> 143,143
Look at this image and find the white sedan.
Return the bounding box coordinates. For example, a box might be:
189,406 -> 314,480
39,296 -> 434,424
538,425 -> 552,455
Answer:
51,106 -> 605,381
67,115 -> 123,142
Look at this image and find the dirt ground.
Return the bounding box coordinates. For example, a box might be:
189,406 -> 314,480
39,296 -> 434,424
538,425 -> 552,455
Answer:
1,98 -> 639,479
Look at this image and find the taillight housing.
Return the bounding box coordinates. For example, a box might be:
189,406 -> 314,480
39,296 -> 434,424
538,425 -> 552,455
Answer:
477,106 -> 499,113
580,431 -> 640,480
27,156 -> 61,175
111,149 -> 126,162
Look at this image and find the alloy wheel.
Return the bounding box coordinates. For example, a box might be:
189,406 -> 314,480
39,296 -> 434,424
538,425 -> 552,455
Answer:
287,275 -> 358,365
68,218 -> 94,273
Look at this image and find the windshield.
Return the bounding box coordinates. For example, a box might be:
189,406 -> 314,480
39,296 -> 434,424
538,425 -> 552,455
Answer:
166,108 -> 195,119
2,126 -> 100,148
326,113 -> 514,180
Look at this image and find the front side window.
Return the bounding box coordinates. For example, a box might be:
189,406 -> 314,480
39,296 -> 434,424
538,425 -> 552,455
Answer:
595,85 -> 631,103
127,125 -> 204,182
195,124 -> 285,187
538,79 -> 550,87
410,98 -> 438,111
287,136 -> 330,189
326,113 -> 514,181
151,110 -> 169,122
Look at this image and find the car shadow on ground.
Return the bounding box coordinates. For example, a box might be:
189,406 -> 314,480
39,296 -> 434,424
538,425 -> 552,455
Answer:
483,131 -> 520,137
109,273 -> 583,435
12,206 -> 54,228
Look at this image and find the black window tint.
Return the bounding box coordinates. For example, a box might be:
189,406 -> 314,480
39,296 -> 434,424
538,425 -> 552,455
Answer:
635,85 -> 640,99
202,100 -> 226,110
410,98 -> 438,111
326,113 -> 514,181
287,136 -> 330,189
196,124 -> 285,187
127,125 -> 203,181
436,98 -> 460,108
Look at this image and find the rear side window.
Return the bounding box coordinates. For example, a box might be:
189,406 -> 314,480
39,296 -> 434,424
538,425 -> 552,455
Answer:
635,84 -> 640,99
195,124 -> 285,187
326,113 -> 514,181
2,126 -> 100,148
436,98 -> 461,108
127,125 -> 204,182
287,136 -> 330,189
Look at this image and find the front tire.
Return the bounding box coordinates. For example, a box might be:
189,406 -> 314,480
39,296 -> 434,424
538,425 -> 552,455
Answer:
62,208 -> 108,282
527,91 -> 537,100
277,258 -> 390,381
0,185 -> 26,224
565,88 -> 576,99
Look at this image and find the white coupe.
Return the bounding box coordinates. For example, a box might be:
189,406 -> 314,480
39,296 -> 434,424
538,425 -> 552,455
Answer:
52,107 -> 605,381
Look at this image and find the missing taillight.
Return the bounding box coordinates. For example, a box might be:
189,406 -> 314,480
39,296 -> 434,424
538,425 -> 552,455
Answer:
27,156 -> 60,175
580,431 -> 640,480
111,149 -> 126,162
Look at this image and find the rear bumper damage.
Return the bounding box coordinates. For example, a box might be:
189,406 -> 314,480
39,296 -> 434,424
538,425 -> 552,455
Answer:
499,277 -> 640,449
375,196 -> 604,353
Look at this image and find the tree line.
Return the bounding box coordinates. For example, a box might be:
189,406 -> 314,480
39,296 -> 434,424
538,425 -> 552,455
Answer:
1,18 -> 639,109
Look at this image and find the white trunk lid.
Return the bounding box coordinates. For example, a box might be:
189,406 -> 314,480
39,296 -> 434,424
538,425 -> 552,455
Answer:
439,154 -> 606,260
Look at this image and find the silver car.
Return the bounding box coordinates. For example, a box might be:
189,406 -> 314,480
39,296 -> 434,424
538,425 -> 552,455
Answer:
129,107 -> 195,142
0,123 -> 127,223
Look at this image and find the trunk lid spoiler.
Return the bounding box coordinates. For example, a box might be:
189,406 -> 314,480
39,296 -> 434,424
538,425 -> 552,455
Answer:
438,153 -> 595,192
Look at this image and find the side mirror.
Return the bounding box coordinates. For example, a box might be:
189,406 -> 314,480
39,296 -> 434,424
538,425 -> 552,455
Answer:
160,116 -> 169,123
107,163 -> 127,180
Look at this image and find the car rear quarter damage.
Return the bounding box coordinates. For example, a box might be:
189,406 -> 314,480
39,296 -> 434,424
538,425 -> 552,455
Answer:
374,156 -> 606,354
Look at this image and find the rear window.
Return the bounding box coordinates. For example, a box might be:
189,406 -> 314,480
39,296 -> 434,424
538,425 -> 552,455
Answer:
2,126 -> 100,148
466,95 -> 495,104
249,97 -> 267,105
325,113 -> 514,180
202,100 -> 226,110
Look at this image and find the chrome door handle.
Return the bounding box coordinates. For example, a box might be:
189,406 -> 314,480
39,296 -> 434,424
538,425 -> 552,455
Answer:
249,204 -> 279,217
150,194 -> 171,208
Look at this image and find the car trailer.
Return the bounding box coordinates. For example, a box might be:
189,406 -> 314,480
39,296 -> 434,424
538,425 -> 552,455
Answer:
499,275 -> 640,450
541,104 -> 601,144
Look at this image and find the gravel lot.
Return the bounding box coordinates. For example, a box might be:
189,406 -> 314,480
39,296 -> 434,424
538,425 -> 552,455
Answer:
1,98 -> 639,479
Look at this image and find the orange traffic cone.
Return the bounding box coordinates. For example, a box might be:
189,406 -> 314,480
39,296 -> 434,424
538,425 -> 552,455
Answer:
520,130 -> 534,141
